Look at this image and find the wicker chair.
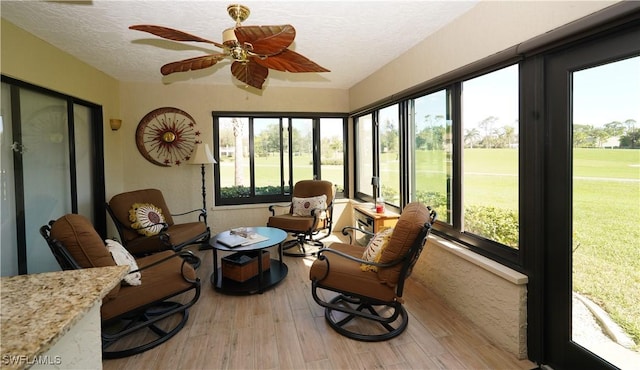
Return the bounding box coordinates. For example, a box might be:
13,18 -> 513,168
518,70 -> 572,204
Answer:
40,213 -> 201,358
309,202 -> 436,341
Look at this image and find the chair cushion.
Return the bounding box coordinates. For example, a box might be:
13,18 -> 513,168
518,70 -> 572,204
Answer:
105,239 -> 141,286
129,203 -> 166,236
50,214 -> 120,300
377,202 -> 430,287
292,180 -> 334,199
108,189 -> 174,242
292,195 -> 327,217
309,243 -> 397,302
267,213 -> 316,232
361,227 -> 394,272
101,251 -> 197,321
50,214 -> 116,269
124,221 -> 209,256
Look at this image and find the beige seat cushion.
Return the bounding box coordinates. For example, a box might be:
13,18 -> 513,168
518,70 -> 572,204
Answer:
309,243 -> 397,302
377,202 -> 431,287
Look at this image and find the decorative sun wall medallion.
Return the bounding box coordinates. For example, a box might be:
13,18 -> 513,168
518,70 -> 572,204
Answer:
135,107 -> 200,166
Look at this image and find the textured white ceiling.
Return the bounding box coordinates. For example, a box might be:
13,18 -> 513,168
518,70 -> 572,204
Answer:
1,0 -> 478,89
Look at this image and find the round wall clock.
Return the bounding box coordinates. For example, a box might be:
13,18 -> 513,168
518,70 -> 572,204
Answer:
135,107 -> 200,166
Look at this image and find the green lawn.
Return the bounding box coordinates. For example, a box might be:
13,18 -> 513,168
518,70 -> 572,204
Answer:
219,148 -> 640,345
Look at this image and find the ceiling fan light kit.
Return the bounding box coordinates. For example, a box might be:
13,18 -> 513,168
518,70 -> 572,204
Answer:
129,3 -> 329,90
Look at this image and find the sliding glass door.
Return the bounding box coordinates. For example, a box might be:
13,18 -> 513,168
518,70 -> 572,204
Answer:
544,24 -> 640,369
1,78 -> 105,276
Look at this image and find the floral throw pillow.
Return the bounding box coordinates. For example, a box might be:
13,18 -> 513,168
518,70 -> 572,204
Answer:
106,239 -> 141,286
361,227 -> 394,272
129,203 -> 165,236
292,195 -> 327,217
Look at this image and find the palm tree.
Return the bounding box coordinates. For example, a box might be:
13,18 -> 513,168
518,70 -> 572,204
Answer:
464,128 -> 480,148
232,118 -> 244,186
478,116 -> 498,148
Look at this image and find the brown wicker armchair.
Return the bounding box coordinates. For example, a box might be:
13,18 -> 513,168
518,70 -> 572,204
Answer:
309,202 -> 436,341
267,180 -> 335,257
40,214 -> 201,359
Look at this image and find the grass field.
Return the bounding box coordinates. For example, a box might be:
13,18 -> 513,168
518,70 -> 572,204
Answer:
220,148 -> 640,345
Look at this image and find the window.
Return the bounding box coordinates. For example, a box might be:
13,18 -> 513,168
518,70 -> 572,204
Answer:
214,113 -> 347,205
354,64 -> 520,262
320,118 -> 346,194
409,89 -> 452,224
355,113 -> 374,201
378,104 -> 400,207
461,65 -> 519,249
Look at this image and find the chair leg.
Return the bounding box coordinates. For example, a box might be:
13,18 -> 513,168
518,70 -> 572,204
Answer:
283,233 -> 324,257
101,301 -> 190,359
322,293 -> 409,342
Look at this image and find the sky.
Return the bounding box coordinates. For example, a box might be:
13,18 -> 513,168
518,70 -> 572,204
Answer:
573,55 -> 640,128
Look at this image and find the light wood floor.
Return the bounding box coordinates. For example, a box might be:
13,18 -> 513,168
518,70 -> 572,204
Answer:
102,242 -> 536,370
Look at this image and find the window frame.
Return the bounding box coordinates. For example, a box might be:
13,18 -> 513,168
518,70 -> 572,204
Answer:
352,61 -> 522,268
213,111 -> 348,206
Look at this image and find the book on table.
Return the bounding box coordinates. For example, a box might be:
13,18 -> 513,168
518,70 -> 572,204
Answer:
216,231 -> 269,248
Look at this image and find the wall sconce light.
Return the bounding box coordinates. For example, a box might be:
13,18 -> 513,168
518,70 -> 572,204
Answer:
109,119 -> 122,131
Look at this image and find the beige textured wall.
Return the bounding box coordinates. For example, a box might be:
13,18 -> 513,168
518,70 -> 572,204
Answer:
1,19 -> 124,197
414,237 -> 528,358
349,0 -> 618,110
116,81 -> 348,236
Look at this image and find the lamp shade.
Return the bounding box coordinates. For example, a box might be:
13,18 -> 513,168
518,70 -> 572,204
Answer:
189,143 -> 217,165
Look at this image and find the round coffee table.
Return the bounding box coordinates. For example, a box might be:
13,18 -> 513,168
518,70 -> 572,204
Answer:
209,226 -> 287,294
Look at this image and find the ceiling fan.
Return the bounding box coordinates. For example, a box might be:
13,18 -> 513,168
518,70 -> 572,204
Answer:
129,3 -> 329,89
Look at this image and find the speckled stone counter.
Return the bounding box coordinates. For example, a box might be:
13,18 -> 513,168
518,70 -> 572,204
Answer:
0,266 -> 127,369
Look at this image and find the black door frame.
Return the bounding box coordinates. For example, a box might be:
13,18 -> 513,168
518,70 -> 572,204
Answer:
542,21 -> 640,369
1,75 -> 106,274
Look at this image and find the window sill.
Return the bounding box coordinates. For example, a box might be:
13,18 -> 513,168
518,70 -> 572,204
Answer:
429,235 -> 528,285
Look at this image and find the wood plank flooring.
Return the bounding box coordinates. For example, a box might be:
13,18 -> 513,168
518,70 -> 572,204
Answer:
102,240 -> 536,370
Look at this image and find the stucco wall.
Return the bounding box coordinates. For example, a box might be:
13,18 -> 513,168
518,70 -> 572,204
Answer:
349,0 -> 618,111
1,18 -> 124,197
413,236 -> 528,359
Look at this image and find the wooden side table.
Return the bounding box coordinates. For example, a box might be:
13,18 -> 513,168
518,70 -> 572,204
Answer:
353,204 -> 400,245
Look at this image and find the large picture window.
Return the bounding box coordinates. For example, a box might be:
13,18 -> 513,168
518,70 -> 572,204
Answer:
214,113 -> 347,205
354,64 -> 520,261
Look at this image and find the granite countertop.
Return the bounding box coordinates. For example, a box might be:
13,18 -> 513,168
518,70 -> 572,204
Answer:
0,266 -> 127,369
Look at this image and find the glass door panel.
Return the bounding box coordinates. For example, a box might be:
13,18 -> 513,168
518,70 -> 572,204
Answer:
1,82 -> 19,276
73,103 -> 94,221
20,89 -> 70,274
571,56 -> 640,368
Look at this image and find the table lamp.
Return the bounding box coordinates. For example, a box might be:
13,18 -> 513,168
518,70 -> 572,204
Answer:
188,143 -> 217,226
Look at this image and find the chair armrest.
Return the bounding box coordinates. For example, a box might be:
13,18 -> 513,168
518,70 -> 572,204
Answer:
340,226 -> 375,244
130,250 -> 199,283
314,247 -> 405,281
268,203 -> 291,217
172,208 -> 207,223
317,247 -> 402,268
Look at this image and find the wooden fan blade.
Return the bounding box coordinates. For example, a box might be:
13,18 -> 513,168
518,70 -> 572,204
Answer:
235,25 -> 295,56
253,49 -> 330,73
130,25 -> 224,49
160,54 -> 227,75
230,60 -> 269,89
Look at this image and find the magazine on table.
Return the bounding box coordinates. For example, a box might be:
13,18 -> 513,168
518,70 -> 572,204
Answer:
216,229 -> 269,247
